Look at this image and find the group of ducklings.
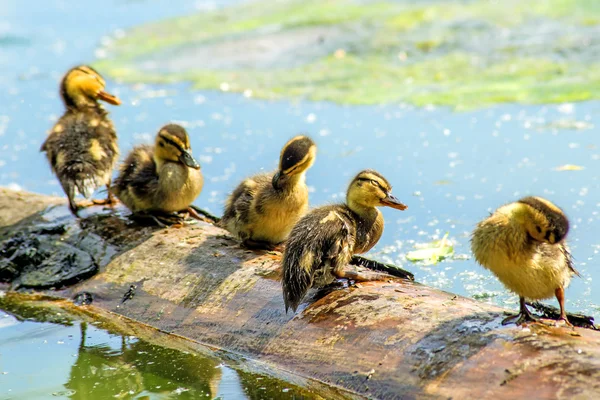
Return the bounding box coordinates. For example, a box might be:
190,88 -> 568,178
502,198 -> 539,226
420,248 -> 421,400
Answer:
41,65 -> 579,326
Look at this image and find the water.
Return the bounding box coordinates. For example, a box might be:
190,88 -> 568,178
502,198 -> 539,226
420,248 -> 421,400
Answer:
0,295 -> 320,399
0,0 -> 599,323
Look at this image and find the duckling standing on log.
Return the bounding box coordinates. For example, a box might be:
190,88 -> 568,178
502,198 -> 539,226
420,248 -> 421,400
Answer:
221,135 -> 316,250
282,169 -> 407,313
113,124 -> 204,225
471,196 -> 578,325
41,65 -> 121,216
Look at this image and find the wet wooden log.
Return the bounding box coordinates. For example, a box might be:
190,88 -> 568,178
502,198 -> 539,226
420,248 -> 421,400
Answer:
1,187 -> 600,400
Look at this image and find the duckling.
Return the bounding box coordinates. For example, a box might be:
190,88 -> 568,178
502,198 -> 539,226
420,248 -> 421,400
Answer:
220,135 -> 316,250
471,196 -> 578,325
41,65 -> 121,216
282,169 -> 407,313
112,124 -> 203,224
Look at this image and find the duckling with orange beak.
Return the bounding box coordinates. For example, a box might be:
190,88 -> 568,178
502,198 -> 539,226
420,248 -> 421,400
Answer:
282,169 -> 408,313
41,65 -> 121,216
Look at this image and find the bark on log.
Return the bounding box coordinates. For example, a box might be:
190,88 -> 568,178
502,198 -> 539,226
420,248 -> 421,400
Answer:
1,188 -> 600,400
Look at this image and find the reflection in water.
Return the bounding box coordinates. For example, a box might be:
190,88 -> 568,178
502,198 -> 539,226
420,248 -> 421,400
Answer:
0,304 -> 320,400
63,322 -> 241,399
237,370 -> 324,400
65,323 -> 145,399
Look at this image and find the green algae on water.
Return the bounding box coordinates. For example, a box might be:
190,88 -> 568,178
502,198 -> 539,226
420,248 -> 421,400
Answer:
96,0 -> 600,109
406,233 -> 454,265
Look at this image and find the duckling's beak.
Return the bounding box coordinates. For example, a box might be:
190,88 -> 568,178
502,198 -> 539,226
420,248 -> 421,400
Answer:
97,91 -> 121,105
179,149 -> 200,169
381,193 -> 407,210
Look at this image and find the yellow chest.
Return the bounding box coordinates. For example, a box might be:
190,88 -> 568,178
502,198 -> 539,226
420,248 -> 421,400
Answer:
250,189 -> 309,243
158,165 -> 204,212
471,221 -> 572,300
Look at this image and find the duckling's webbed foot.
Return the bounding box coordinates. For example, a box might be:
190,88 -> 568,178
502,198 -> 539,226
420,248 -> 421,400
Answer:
502,297 -> 539,326
76,199 -> 98,209
334,267 -> 393,282
88,198 -> 116,209
77,196 -> 117,210
351,255 -> 414,281
502,312 -> 539,326
130,211 -> 184,227
91,189 -> 118,207
188,205 -> 221,224
526,300 -> 596,328
74,183 -> 117,210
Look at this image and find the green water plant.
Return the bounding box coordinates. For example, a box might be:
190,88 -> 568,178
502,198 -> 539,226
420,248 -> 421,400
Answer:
96,0 -> 600,109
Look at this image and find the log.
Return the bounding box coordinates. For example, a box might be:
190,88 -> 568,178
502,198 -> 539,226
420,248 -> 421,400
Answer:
1,187 -> 600,400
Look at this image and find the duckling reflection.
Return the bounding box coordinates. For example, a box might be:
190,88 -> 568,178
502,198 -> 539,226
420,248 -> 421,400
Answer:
64,322 -> 144,398
282,169 -> 407,313
221,135 -> 316,250
471,196 -> 578,325
41,65 -> 121,216
64,322 -> 223,398
113,124 -> 203,225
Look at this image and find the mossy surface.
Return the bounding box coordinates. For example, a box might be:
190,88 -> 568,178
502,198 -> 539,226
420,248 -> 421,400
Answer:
96,0 -> 600,109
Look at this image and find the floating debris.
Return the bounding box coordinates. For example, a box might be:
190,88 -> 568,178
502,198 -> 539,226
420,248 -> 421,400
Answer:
555,164 -> 585,171
334,48 -> 346,59
406,233 -> 454,265
536,119 -> 594,131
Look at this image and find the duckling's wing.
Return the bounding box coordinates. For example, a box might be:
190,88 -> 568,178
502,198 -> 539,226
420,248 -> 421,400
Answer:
561,244 -> 580,277
282,205 -> 355,312
41,112 -> 118,198
322,210 -> 355,268
221,174 -> 271,235
113,145 -> 159,211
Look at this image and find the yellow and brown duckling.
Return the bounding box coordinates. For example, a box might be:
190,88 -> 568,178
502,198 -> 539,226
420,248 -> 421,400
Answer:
220,135 -> 317,250
471,196 -> 578,325
112,124 -> 204,224
282,169 -> 407,313
41,65 -> 121,216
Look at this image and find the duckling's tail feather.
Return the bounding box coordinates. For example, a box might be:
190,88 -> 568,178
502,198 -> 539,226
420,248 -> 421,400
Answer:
61,162 -> 104,199
59,179 -> 78,216
282,249 -> 315,313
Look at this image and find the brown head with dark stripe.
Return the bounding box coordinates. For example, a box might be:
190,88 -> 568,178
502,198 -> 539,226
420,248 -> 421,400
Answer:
154,124 -> 200,169
517,196 -> 569,244
347,169 -> 407,211
272,135 -> 317,189
60,65 -> 121,109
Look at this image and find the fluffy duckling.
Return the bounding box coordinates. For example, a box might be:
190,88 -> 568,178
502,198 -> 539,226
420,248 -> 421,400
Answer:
113,124 -> 203,223
221,135 -> 316,250
471,196 -> 578,325
282,169 -> 407,313
41,65 -> 121,215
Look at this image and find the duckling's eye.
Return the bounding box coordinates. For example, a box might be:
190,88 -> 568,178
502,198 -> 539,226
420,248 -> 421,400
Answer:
159,142 -> 165,148
370,180 -> 379,187
535,226 -> 542,233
